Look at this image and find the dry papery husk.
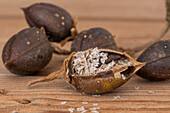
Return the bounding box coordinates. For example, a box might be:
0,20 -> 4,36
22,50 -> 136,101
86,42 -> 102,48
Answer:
28,48 -> 145,94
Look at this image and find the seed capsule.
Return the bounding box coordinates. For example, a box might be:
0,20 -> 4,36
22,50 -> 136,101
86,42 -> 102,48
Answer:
28,48 -> 144,94
71,27 -> 117,52
137,39 -> 170,81
22,3 -> 77,43
2,27 -> 53,75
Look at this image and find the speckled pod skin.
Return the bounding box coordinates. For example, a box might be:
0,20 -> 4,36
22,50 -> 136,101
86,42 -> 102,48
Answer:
2,27 -> 52,75
71,28 -> 117,52
137,40 -> 170,81
22,3 -> 74,42
65,49 -> 145,94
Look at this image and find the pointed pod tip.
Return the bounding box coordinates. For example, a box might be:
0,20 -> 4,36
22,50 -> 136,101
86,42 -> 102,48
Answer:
20,7 -> 28,12
26,79 -> 43,87
139,62 -> 146,67
27,82 -> 33,87
135,61 -> 146,72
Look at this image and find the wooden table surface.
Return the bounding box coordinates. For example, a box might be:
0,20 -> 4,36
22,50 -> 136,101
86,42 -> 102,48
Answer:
0,0 -> 170,113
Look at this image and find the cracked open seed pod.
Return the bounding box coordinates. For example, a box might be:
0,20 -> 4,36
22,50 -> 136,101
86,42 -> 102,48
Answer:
28,48 -> 145,94
22,3 -> 77,45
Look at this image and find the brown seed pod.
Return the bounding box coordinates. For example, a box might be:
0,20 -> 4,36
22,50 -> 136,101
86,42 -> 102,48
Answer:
71,27 -> 117,52
22,3 -> 77,44
2,27 -> 53,75
137,40 -> 170,81
28,48 -> 144,94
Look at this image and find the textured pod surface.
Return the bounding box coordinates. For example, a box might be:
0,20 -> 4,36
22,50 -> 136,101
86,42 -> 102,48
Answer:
71,27 -> 117,52
2,27 -> 53,75
66,48 -> 144,94
22,3 -> 74,42
137,40 -> 170,81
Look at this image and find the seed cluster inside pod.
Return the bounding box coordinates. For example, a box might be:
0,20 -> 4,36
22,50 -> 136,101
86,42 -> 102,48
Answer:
72,48 -> 132,79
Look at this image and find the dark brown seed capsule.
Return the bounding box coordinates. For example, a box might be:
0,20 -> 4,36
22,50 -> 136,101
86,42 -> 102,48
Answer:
27,48 -> 145,94
2,27 -> 53,75
71,27 -> 117,52
22,3 -> 76,43
137,39 -> 170,81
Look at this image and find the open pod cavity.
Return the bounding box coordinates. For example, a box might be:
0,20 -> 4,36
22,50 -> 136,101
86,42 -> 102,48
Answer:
28,48 -> 145,94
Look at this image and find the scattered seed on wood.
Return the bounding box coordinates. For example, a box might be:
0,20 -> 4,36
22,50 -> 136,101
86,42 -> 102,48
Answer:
134,86 -> 140,90
93,103 -> 98,106
92,95 -> 101,97
68,108 -> 75,113
82,102 -> 88,104
91,111 -> 99,113
77,106 -> 85,112
90,107 -> 100,111
61,101 -> 67,105
148,91 -> 154,94
114,96 -> 121,99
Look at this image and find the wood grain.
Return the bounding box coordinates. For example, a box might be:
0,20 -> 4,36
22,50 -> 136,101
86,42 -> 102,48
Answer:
0,0 -> 170,113
0,0 -> 166,21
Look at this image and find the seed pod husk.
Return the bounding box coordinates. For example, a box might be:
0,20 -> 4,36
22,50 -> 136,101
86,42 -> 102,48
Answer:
2,27 -> 53,75
28,48 -> 144,94
22,3 -> 77,44
137,39 -> 170,81
71,27 -> 117,52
